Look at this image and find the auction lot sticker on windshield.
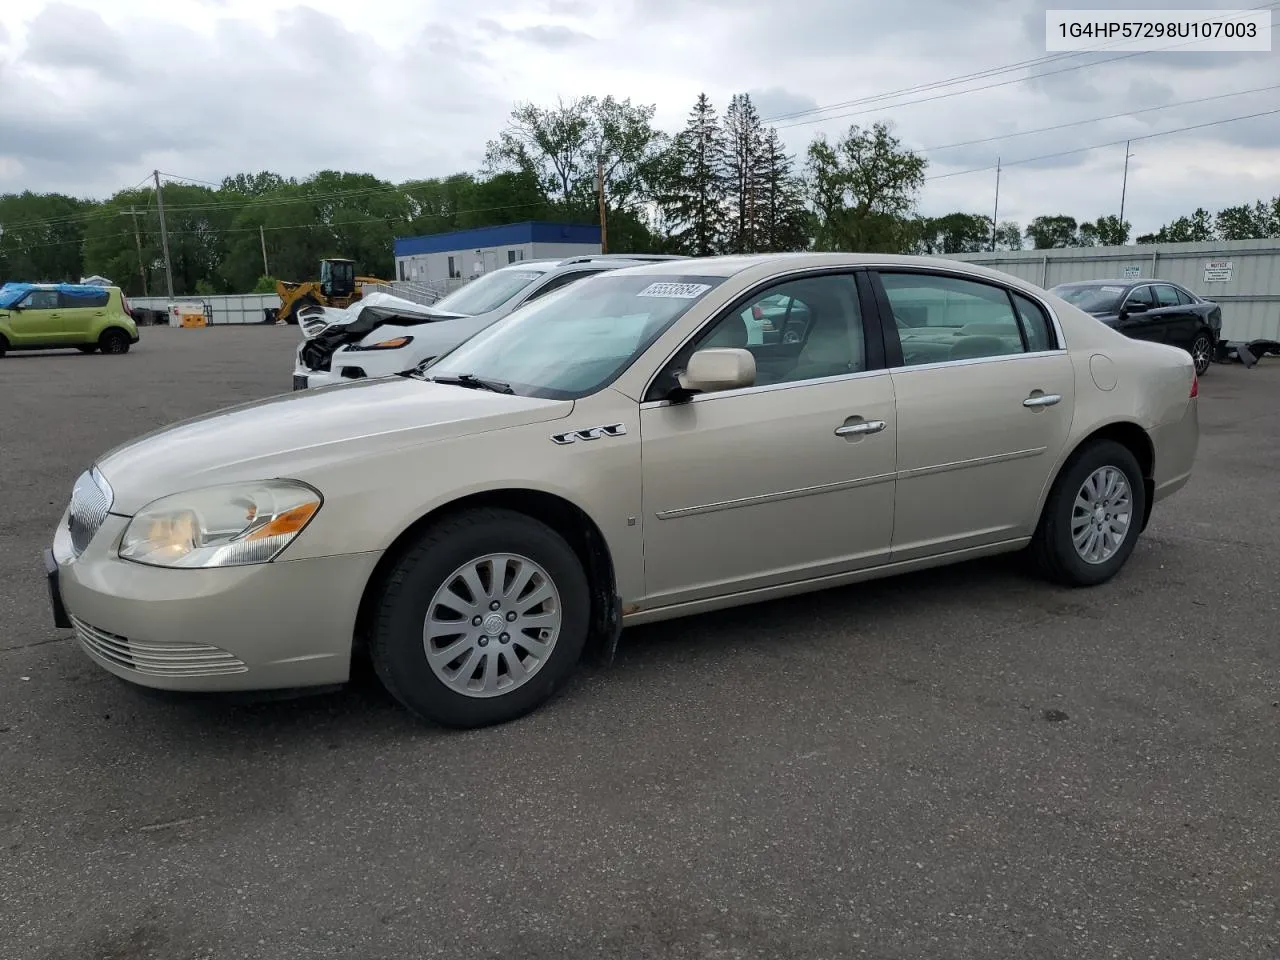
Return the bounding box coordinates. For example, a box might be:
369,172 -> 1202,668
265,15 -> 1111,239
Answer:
1101,286 -> 1127,294
637,282 -> 712,299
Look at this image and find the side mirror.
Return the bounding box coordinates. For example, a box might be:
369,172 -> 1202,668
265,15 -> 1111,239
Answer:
1123,301 -> 1148,315
677,348 -> 756,394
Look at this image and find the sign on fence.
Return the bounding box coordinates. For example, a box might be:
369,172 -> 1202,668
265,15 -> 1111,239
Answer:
1122,265 -> 1141,278
1203,260 -> 1234,282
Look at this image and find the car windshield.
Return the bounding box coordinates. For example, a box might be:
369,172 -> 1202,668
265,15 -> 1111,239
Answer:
1052,283 -> 1126,313
430,267 -> 550,316
419,273 -> 726,399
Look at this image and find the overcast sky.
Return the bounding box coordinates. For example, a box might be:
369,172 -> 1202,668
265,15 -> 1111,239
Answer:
0,0 -> 1276,235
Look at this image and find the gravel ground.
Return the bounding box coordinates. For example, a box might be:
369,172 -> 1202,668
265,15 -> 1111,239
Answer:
1,326 -> 1277,960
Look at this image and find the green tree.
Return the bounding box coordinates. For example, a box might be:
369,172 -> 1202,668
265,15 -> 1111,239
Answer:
0,191 -> 96,284
723,93 -> 769,253
805,121 -> 927,253
81,188 -> 158,295
657,93 -> 729,256
1137,207 -> 1215,244
758,127 -> 809,252
1025,215 -> 1081,248
1216,197 -> 1279,240
1078,214 -> 1130,246
914,212 -> 993,254
993,220 -> 1023,251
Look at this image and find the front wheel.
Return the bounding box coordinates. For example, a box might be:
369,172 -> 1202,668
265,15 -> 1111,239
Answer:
1190,333 -> 1212,376
1030,439 -> 1147,587
370,508 -> 591,728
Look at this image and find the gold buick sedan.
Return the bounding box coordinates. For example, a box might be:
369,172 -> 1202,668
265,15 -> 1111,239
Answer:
45,254 -> 1200,728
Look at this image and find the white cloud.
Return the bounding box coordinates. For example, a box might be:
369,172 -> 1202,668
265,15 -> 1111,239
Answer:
0,0 -> 1275,237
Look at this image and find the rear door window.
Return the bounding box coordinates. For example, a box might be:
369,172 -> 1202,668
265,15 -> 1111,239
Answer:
1154,284 -> 1181,308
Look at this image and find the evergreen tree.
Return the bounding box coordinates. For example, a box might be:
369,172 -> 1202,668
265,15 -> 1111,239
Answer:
758,127 -> 809,251
657,93 -> 729,256
724,93 -> 769,253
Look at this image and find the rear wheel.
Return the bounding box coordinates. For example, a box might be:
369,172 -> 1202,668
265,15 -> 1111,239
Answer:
370,508 -> 591,728
99,328 -> 131,354
1030,439 -> 1147,587
1190,333 -> 1212,375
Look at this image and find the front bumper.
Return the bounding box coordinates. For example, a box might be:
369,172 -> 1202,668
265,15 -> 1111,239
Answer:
293,343 -> 413,390
49,513 -> 381,692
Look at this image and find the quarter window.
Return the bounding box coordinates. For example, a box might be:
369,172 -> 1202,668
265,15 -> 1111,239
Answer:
60,289 -> 109,308
1174,287 -> 1197,306
879,272 -> 1030,366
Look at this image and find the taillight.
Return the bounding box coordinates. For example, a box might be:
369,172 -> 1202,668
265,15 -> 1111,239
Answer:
120,294 -> 132,317
1190,372 -> 1199,398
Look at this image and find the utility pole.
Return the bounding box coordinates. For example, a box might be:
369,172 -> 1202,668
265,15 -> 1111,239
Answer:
153,170 -> 174,299
1119,140 -> 1134,226
118,207 -> 148,295
259,224 -> 270,277
990,156 -> 1001,252
596,157 -> 608,254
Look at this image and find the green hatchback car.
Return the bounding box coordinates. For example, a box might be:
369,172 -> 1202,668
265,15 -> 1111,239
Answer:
0,283 -> 140,356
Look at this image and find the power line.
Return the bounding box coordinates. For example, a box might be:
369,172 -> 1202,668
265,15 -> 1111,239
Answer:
760,0 -> 1279,127
919,82 -> 1280,153
923,106 -> 1280,182
773,17 -> 1280,132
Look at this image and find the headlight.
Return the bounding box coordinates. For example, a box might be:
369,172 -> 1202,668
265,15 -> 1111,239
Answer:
352,335 -> 414,351
119,480 -> 322,569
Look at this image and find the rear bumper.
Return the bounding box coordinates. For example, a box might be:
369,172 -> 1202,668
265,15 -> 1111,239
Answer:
1150,398 -> 1199,505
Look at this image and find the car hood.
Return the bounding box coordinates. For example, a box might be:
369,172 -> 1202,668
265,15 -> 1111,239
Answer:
95,377 -> 573,514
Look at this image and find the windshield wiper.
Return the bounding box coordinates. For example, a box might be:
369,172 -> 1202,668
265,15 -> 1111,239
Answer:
424,373 -> 515,394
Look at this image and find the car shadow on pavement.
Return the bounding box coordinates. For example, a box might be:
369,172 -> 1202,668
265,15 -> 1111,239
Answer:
100,551 -> 1055,739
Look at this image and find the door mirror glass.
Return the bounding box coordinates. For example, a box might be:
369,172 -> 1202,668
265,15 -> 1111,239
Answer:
678,348 -> 756,394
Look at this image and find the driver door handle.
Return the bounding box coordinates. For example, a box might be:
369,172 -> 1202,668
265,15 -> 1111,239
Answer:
1023,393 -> 1062,408
835,419 -> 886,437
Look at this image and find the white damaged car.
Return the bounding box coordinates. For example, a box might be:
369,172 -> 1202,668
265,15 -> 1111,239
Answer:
292,255 -> 686,390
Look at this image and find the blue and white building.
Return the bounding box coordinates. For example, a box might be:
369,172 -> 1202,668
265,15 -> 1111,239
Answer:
393,221 -> 603,284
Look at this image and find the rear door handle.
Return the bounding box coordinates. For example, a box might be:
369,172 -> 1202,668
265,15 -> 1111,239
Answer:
835,419 -> 886,437
1023,393 -> 1062,408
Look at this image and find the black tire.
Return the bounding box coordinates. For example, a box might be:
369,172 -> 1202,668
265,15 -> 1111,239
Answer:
99,328 -> 131,354
0,335 -> 7,358
370,508 -> 591,728
77,344 -> 98,354
1030,439 -> 1147,587
1190,332 -> 1212,376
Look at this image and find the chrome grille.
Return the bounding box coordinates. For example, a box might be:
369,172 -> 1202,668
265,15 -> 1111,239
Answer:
67,468 -> 113,557
71,616 -> 248,678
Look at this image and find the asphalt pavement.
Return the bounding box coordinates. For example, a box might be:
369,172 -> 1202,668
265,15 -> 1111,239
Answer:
2,326 -> 1277,960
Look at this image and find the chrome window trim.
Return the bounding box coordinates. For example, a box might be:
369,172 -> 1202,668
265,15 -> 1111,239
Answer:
639,366 -> 888,410
637,262 -> 1072,406
886,347 -> 1068,375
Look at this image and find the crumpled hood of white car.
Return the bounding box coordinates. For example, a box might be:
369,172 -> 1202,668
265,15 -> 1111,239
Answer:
95,377 -> 572,514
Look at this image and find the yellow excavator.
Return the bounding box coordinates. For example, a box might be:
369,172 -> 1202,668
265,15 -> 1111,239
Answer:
275,258 -> 386,325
